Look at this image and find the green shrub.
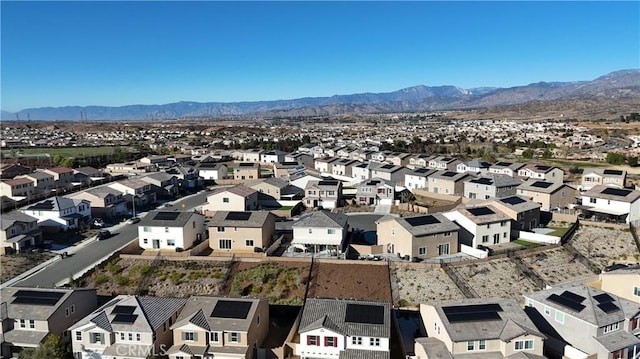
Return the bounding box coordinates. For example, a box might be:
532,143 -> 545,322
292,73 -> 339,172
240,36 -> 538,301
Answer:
398,299 -> 409,307
115,275 -> 130,286
94,274 -> 109,285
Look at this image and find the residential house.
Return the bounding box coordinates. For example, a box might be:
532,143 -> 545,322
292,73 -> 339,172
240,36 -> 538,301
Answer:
517,180 -> 576,212
355,178 -> 395,206
73,166 -> 106,185
376,213 -> 459,260
249,177 -> 301,205
291,210 -> 349,255
260,150 -> 286,163
242,149 -> 264,163
524,284 -> 640,359
428,156 -> 461,171
285,152 -> 314,168
371,150 -> 392,163
314,157 -> 340,174
0,178 -> 34,198
518,164 -> 564,184
167,296 -> 269,359
578,185 -> 640,224
289,172 -> 323,193
1,287 -> 98,358
208,211 -> 277,253
295,298 -> 391,359
168,154 -> 193,164
324,146 -> 345,158
140,155 -> 172,167
197,162 -> 228,182
336,147 -> 356,159
165,165 -> 202,190
70,295 -> 187,359
581,169 -> 627,191
600,266 -> 640,304
464,174 -> 523,200
15,171 -> 55,194
370,163 -> 411,187
349,149 -> 376,162
0,164 -> 31,179
416,298 -> 545,359
331,158 -> 358,178
21,196 -> 91,230
488,161 -> 526,177
202,185 -> 259,212
489,196 -> 542,232
444,205 -> 512,249
405,168 -> 437,192
105,161 -> 157,175
408,154 -> 433,168
303,180 -> 342,209
352,162 -> 371,182
140,172 -> 179,198
108,178 -> 157,209
67,187 -> 127,219
456,159 -> 491,174
0,212 -> 42,254
38,167 -> 75,189
386,152 -> 412,166
234,162 -> 261,181
273,161 -> 303,178
138,211 -> 206,251
428,170 -> 475,196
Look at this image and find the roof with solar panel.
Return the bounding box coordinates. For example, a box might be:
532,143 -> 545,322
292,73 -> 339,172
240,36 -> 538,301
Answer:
1,287 -> 97,321
583,168 -> 627,179
525,284 -> 640,327
377,213 -> 459,237
430,169 -> 475,181
456,205 -> 510,224
23,196 -> 88,212
170,296 -> 266,333
583,184 -> 640,203
494,196 -> 541,212
138,210 -> 202,227
517,179 -> 570,194
467,173 -> 523,188
299,298 -> 391,338
428,298 -> 544,342
208,210 -> 274,228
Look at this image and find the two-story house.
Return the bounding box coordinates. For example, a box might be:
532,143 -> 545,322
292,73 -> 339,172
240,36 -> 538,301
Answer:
295,298 -> 391,359
404,168 -> 437,193
15,171 -> 55,194
0,164 -> 31,179
428,171 -> 476,196
370,164 -> 411,187
0,178 -> 34,198
314,157 -> 340,175
242,149 -> 264,163
39,167 -> 75,190
464,173 -> 523,200
578,185 -> 640,224
331,158 -> 358,178
524,284 -> 640,359
70,295 -> 187,359
105,161 -> 157,175
581,169 -> 627,191
517,164 -> 564,184
385,152 -> 412,167
0,212 -> 42,254
165,164 -> 203,190
108,178 -> 157,209
428,156 -> 461,171
408,154 -> 433,168
208,211 -> 277,253
456,159 -> 491,174
260,150 -> 287,163
489,195 -> 542,232
517,180 -> 576,212
1,287 -> 98,358
291,210 -> 349,256
138,211 -> 206,251
444,205 -> 512,250
167,296 -> 269,359
352,163 -> 371,182
489,161 -> 526,178
234,162 -> 261,181
21,196 -> 91,230
303,180 -> 342,209
68,187 -> 127,219
355,178 -> 395,206
196,162 -> 228,183
139,172 -> 179,198
202,185 -> 259,213
417,298 -> 545,359
376,213 -> 459,260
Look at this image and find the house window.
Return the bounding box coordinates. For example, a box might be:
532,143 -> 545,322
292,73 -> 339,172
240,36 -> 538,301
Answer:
555,311 -> 564,324
443,231 -> 451,237
210,332 -> 219,342
612,349 -> 625,359
90,332 -> 103,344
589,198 -> 596,204
246,240 -> 254,247
482,235 -> 489,243
503,232 -> 507,238
325,336 -> 337,347
352,336 -> 362,345
327,228 -> 335,235
165,227 -> 169,233
229,332 -> 240,343
183,332 -> 196,341
370,338 -> 380,346
28,320 -> 35,329
19,319 -> 26,328
143,238 -> 148,244
120,332 -> 125,340
217,226 -> 225,232
308,228 -> 313,234
307,335 -> 319,346
515,340 -> 534,351
634,286 -> 640,297
501,221 -> 507,227
467,341 -> 475,351
71,304 -> 75,313
75,331 -> 82,341
418,247 -> 426,255
136,333 -> 140,341
486,224 -> 491,229
128,333 -> 133,341
479,339 -> 486,350
631,317 -> 640,330
438,243 -> 450,255
167,239 -> 175,246
66,308 -> 70,316
603,322 -> 620,333
219,239 -> 232,249
223,197 -> 229,203
544,306 -> 551,316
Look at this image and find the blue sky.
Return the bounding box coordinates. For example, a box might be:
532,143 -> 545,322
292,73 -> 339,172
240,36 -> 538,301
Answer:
1,1 -> 639,112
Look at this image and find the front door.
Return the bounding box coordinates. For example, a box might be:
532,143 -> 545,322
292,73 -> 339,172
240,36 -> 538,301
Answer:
493,234 -> 500,244
438,243 -> 449,255
152,240 -> 160,249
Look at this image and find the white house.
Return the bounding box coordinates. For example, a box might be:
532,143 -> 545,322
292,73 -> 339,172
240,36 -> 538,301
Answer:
20,196 -> 91,230
517,164 -> 564,184
291,210 -> 349,256
444,205 -> 511,250
196,162 -> 228,182
295,298 -> 391,359
138,211 -> 206,251
405,168 -> 436,192
578,185 -> 640,224
260,150 -> 286,163
352,163 -> 371,182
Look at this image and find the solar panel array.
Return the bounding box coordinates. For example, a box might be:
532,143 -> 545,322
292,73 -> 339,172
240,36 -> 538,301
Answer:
380,164 -> 395,170
593,293 -> 615,303
547,291 -> 586,312
153,211 -> 180,221
443,303 -> 503,323
442,171 -> 457,177
345,303 -> 385,325
111,305 -> 136,315
12,290 -> 64,306
317,180 -> 338,186
495,162 -> 512,166
239,163 -> 255,167
603,169 -> 623,175
597,302 -> 621,313
601,188 -> 632,197
471,178 -> 493,185
112,314 -> 138,324
211,300 -> 252,319
535,165 -> 551,170
467,207 -> 495,216
28,200 -> 55,210
405,215 -> 440,227
225,212 -> 252,221
531,181 -> 553,188
500,196 -> 526,205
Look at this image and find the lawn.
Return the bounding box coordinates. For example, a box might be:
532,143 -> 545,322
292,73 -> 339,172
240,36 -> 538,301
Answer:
13,146 -> 116,158
546,226 -> 570,237
513,239 -> 540,248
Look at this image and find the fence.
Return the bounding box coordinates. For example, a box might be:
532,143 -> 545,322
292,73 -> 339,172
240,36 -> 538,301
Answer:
508,251 -> 548,289
630,221 -> 640,253
560,219 -> 580,245
441,262 -> 479,299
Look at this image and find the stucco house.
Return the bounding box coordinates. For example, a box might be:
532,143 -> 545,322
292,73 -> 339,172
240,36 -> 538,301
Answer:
581,169 -> 627,191
202,185 -> 259,212
0,178 -> 34,199
405,168 -> 437,192
517,180 -> 576,212
577,185 -> 640,224
600,266 -> 640,304
464,173 -> 523,200
15,171 -> 54,194
428,170 -> 475,196
21,196 -> 91,231
488,161 -> 526,177
196,162 -> 228,182
67,187 -> 127,219
138,210 -> 206,251
444,205 -> 512,249
489,195 -> 542,232
208,211 -> 277,253
517,164 -> 564,184
234,162 -> 261,181
291,210 -> 349,256
0,212 -> 42,254
303,180 -> 342,209
355,178 -> 395,206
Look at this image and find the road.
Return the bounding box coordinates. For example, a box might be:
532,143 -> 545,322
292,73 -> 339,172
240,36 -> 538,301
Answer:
15,190 -> 210,288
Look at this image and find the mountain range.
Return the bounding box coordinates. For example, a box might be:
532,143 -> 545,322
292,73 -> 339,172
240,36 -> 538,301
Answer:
2,69 -> 639,121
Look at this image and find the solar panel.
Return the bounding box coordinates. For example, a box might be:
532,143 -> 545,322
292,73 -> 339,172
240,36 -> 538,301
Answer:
547,294 -> 585,312
601,188 -> 632,197
442,158 -> 453,161
153,211 -> 180,221
12,297 -> 61,306
112,314 -> 138,323
496,162 -> 511,166
500,196 -> 526,205
446,311 -> 502,323
345,303 -> 385,325
405,215 -> 441,227
415,168 -> 429,174
471,178 -> 493,185
111,305 -> 136,315
468,207 -> 495,216
12,290 -> 64,306
560,291 -> 586,303
225,212 -> 251,221
318,180 -> 338,186
211,300 -> 252,319
381,164 -> 394,170
603,170 -> 623,175
28,200 -> 55,210
442,303 -> 503,315
597,302 -> 621,314
14,290 -> 64,300
593,293 -> 615,304
531,181 -> 553,188
535,165 -> 551,170
239,163 -> 255,167
442,171 -> 457,177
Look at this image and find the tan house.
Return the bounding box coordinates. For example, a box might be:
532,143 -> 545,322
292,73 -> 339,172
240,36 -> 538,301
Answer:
0,212 -> 42,254
167,296 -> 269,359
417,298 -> 546,358
376,213 -> 459,260
428,170 -> 475,196
70,295 -> 187,359
303,179 -> 342,209
15,171 -> 55,194
208,211 -> 276,253
67,187 -> 127,219
105,161 -> 157,175
517,163 -> 564,184
600,266 -> 640,303
0,164 -> 31,179
581,168 -> 627,191
1,287 -> 98,358
0,178 -> 34,198
202,185 -> 259,213
234,162 -> 261,181
38,166 -> 75,189
517,180 -> 576,211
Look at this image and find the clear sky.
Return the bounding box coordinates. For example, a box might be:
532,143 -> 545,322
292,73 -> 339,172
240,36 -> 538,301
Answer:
1,1 -> 639,112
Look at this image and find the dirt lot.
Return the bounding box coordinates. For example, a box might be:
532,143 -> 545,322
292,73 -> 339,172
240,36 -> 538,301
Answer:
522,247 -> 594,285
309,261 -> 392,302
1,252 -> 56,283
570,225 -> 639,268
393,263 -> 465,306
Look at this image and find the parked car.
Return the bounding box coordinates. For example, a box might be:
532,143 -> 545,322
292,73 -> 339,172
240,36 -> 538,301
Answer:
91,218 -> 105,228
128,217 -> 140,224
96,230 -> 112,240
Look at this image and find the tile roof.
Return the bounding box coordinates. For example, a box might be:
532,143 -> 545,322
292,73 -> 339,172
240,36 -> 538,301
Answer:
208,211 -> 273,228
292,210 -> 348,229
139,210 -> 202,228
299,298 -> 391,338
3,178 -> 33,186
171,296 -> 266,332
1,212 -> 38,230
377,213 -> 459,237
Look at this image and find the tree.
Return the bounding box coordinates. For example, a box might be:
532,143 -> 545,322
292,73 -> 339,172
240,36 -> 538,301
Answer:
541,149 -> 553,159
521,149 -> 535,159
20,334 -> 69,359
606,152 -> 625,165
628,157 -> 639,167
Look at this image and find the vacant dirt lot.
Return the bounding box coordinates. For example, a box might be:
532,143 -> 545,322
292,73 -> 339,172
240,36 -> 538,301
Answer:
570,225 -> 639,268
393,263 -> 464,306
1,252 -> 55,283
522,247 -> 594,285
309,262 -> 392,302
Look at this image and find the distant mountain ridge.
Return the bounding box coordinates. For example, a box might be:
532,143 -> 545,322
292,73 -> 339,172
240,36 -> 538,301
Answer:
2,69 -> 639,121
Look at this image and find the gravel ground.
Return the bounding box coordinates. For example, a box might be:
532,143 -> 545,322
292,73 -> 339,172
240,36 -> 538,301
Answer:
393,263 -> 465,306
570,225 -> 639,268
522,247 -> 594,285
455,258 -> 539,301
